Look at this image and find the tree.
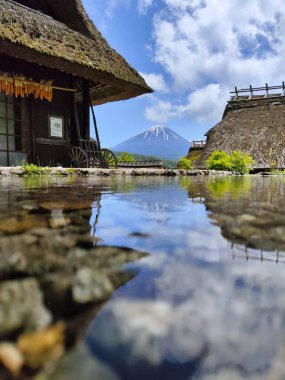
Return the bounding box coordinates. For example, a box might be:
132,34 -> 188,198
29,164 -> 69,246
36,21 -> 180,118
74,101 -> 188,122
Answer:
229,150 -> 255,173
119,152 -> 135,162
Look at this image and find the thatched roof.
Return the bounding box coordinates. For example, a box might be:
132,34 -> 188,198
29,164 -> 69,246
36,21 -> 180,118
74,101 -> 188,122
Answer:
0,0 -> 152,105
195,96 -> 285,169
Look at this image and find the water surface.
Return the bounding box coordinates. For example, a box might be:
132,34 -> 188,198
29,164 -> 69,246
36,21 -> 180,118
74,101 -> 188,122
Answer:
0,175 -> 285,380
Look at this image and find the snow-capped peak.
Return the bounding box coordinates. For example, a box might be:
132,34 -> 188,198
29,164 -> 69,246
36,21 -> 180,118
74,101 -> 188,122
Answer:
143,125 -> 179,141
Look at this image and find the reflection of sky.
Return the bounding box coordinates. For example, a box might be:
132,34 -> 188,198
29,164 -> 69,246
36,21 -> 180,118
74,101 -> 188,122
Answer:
85,177 -> 285,380
90,184 -> 212,256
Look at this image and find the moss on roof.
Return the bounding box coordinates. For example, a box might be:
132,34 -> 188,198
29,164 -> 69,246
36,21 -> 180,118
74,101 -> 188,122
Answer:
0,0 -> 152,104
195,96 -> 285,170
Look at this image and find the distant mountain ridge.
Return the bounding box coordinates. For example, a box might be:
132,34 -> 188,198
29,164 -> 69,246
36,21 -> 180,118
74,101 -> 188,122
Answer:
111,125 -> 190,160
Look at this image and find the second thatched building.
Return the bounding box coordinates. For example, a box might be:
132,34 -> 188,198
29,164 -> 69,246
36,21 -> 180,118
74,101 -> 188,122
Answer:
195,85 -> 285,170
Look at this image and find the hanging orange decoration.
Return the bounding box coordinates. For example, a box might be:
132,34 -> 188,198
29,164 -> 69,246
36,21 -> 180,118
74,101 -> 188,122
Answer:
0,72 -> 53,102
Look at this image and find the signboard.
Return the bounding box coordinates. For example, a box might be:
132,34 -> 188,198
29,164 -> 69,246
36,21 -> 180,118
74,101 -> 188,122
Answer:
49,115 -> 64,139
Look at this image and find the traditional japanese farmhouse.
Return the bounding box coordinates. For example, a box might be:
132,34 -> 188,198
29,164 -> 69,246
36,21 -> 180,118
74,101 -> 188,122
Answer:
0,0 -> 151,166
195,84 -> 285,170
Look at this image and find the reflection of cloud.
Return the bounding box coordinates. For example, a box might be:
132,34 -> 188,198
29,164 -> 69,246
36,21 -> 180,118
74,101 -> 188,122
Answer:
88,257 -> 285,378
186,228 -> 229,262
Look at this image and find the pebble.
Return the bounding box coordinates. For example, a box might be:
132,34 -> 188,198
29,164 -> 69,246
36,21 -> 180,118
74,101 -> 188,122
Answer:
0,343 -> 24,376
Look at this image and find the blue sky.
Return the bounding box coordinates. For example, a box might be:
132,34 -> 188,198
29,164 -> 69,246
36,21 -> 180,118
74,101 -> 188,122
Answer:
82,0 -> 285,148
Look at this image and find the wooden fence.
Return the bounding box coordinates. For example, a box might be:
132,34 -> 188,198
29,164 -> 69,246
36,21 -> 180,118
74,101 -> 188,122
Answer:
230,82 -> 285,100
191,140 -> 206,148
117,161 -> 165,168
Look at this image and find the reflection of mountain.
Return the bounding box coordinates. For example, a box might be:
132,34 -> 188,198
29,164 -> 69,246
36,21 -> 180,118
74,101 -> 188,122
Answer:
188,176 -> 285,253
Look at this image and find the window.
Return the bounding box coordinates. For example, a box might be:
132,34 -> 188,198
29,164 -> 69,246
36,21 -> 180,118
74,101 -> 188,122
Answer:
0,93 -> 27,166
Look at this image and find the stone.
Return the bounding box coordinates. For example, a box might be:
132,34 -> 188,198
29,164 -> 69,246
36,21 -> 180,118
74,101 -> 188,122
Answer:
17,322 -> 65,369
0,279 -> 51,338
39,201 -> 91,211
0,215 -> 48,234
129,232 -> 150,238
0,343 -> 24,376
72,268 -> 114,304
238,214 -> 257,222
49,209 -> 71,228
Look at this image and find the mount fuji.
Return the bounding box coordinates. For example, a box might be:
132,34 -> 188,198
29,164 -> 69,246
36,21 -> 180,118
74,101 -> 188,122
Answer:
111,125 -> 190,160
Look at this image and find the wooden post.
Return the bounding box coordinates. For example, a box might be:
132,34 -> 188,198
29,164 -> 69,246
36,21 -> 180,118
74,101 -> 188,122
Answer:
282,81 -> 285,96
89,96 -> 104,167
82,79 -> 90,139
73,93 -> 82,148
249,85 -> 253,99
265,83 -> 269,97
234,86 -> 238,100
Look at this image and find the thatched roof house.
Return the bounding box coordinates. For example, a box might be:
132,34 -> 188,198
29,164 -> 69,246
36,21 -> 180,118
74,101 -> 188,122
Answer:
0,0 -> 151,167
195,94 -> 285,170
0,0 -> 151,105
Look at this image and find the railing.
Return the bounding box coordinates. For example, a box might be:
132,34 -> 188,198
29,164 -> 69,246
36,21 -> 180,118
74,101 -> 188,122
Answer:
191,140 -> 206,148
230,82 -> 285,100
117,161 -> 165,168
231,243 -> 285,264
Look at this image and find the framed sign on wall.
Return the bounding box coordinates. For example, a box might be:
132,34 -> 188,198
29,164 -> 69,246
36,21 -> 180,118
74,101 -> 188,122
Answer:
49,115 -> 65,139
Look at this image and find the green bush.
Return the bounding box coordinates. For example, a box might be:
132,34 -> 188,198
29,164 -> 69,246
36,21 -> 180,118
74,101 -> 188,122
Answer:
119,152 -> 135,162
206,150 -> 255,173
206,151 -> 232,171
229,150 -> 255,173
177,157 -> 193,170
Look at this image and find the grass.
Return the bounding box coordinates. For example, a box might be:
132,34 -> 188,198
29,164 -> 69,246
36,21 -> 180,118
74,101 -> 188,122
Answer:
22,163 -> 51,176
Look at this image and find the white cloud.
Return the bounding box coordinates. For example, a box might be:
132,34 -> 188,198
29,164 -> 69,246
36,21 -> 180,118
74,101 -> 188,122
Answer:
179,83 -> 228,123
137,0 -> 155,14
139,72 -> 168,92
145,98 -> 177,123
165,0 -> 204,11
145,84 -> 227,124
142,0 -> 285,125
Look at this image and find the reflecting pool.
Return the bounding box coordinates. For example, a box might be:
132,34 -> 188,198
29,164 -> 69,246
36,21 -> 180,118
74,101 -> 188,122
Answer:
0,175 -> 285,380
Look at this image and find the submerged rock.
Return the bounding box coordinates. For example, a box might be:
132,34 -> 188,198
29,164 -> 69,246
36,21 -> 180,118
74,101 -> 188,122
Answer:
17,322 -> 65,369
39,201 -> 92,211
0,279 -> 51,338
0,343 -> 24,376
72,268 -> 114,304
0,215 -> 48,234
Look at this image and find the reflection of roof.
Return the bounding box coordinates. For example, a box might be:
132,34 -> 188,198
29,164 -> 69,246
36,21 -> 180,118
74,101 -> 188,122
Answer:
0,0 -> 152,105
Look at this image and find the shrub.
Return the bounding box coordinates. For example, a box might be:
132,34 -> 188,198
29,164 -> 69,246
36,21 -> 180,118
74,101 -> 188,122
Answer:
206,150 -> 255,173
229,150 -> 255,173
206,151 -> 232,171
177,157 -> 193,170
119,152 -> 135,162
